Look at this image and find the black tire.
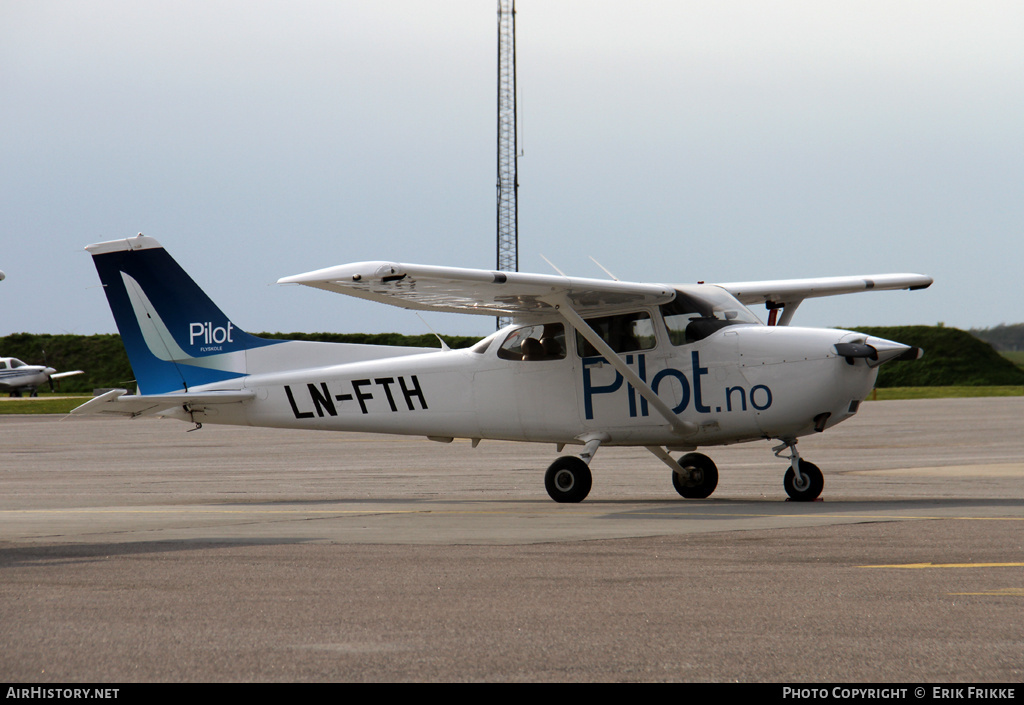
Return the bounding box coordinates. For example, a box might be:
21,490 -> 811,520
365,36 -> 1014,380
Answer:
544,456 -> 593,503
784,460 -> 824,501
672,452 -> 719,499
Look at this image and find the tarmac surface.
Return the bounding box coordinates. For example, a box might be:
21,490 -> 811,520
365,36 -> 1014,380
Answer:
1,397 -> 1022,682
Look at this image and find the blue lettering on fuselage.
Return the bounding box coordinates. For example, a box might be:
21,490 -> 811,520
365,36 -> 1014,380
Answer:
582,350 -> 772,420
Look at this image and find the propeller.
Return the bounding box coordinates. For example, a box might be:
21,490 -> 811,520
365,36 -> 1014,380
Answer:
43,350 -> 56,392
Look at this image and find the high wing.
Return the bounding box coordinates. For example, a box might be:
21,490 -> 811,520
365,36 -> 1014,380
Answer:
278,262 -> 675,318
279,262 -> 932,326
716,273 -> 933,326
718,273 -> 933,304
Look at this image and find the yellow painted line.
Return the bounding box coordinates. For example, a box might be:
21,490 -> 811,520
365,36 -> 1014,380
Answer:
860,562 -> 1024,569
948,588 -> 1024,596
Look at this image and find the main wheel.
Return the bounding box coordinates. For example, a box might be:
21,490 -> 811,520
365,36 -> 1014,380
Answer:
544,456 -> 593,503
672,452 -> 719,499
784,460 -> 824,501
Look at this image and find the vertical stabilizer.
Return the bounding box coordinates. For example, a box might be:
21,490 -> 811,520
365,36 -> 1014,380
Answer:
87,235 -> 281,393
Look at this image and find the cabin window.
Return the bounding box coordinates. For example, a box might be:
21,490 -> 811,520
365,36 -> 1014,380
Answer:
575,311 -> 656,357
661,289 -> 761,345
497,323 -> 566,361
0,361 -> 6,369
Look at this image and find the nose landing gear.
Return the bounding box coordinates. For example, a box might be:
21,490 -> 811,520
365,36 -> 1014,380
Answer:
774,439 -> 824,501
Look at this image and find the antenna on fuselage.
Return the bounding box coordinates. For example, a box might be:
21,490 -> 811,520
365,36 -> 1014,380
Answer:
415,313 -> 451,351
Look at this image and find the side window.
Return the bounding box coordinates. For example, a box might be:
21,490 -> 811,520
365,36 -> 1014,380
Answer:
661,289 -> 759,344
497,323 -> 566,361
661,293 -> 710,345
575,312 -> 656,357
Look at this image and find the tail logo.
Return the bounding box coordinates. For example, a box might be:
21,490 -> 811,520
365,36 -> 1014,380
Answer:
120,270 -> 246,375
190,322 -> 235,348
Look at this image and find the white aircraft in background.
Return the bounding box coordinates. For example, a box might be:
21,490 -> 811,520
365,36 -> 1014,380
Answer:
1,357 -> 83,397
74,234 -> 930,502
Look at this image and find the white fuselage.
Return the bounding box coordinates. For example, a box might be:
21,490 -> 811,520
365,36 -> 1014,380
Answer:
0,363 -> 56,393
173,321 -> 880,450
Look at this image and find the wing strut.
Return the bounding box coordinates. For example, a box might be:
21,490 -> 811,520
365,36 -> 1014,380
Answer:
546,294 -> 697,438
767,300 -> 802,326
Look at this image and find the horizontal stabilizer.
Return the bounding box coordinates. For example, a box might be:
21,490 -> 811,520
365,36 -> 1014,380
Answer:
71,389 -> 255,418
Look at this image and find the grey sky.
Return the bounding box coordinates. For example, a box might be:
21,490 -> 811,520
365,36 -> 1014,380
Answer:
3,1 -> 1022,339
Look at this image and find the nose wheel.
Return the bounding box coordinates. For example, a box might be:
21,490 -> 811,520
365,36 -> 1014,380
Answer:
774,439 -> 824,501
783,459 -> 824,501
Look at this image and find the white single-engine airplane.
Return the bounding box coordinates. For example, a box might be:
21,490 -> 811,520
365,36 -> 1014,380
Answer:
74,234 -> 931,502
1,357 -> 83,397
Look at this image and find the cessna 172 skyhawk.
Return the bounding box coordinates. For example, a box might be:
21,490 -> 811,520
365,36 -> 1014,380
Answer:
74,234 -> 931,503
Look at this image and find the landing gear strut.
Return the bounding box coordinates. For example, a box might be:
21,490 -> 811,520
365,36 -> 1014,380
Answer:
544,433 -> 604,503
774,440 -> 824,501
645,446 -> 720,499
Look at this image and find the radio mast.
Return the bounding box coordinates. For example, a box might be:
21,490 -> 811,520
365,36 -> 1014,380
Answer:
496,0 -> 518,329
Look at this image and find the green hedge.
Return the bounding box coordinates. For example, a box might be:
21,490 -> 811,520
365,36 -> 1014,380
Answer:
1,333 -> 132,393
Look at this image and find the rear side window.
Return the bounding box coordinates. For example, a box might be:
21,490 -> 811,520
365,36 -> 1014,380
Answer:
575,311 -> 656,357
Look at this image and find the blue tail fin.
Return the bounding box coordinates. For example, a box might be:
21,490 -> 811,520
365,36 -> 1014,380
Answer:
87,235 -> 282,394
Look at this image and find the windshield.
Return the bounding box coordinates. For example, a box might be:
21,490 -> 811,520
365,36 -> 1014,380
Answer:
661,287 -> 761,344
